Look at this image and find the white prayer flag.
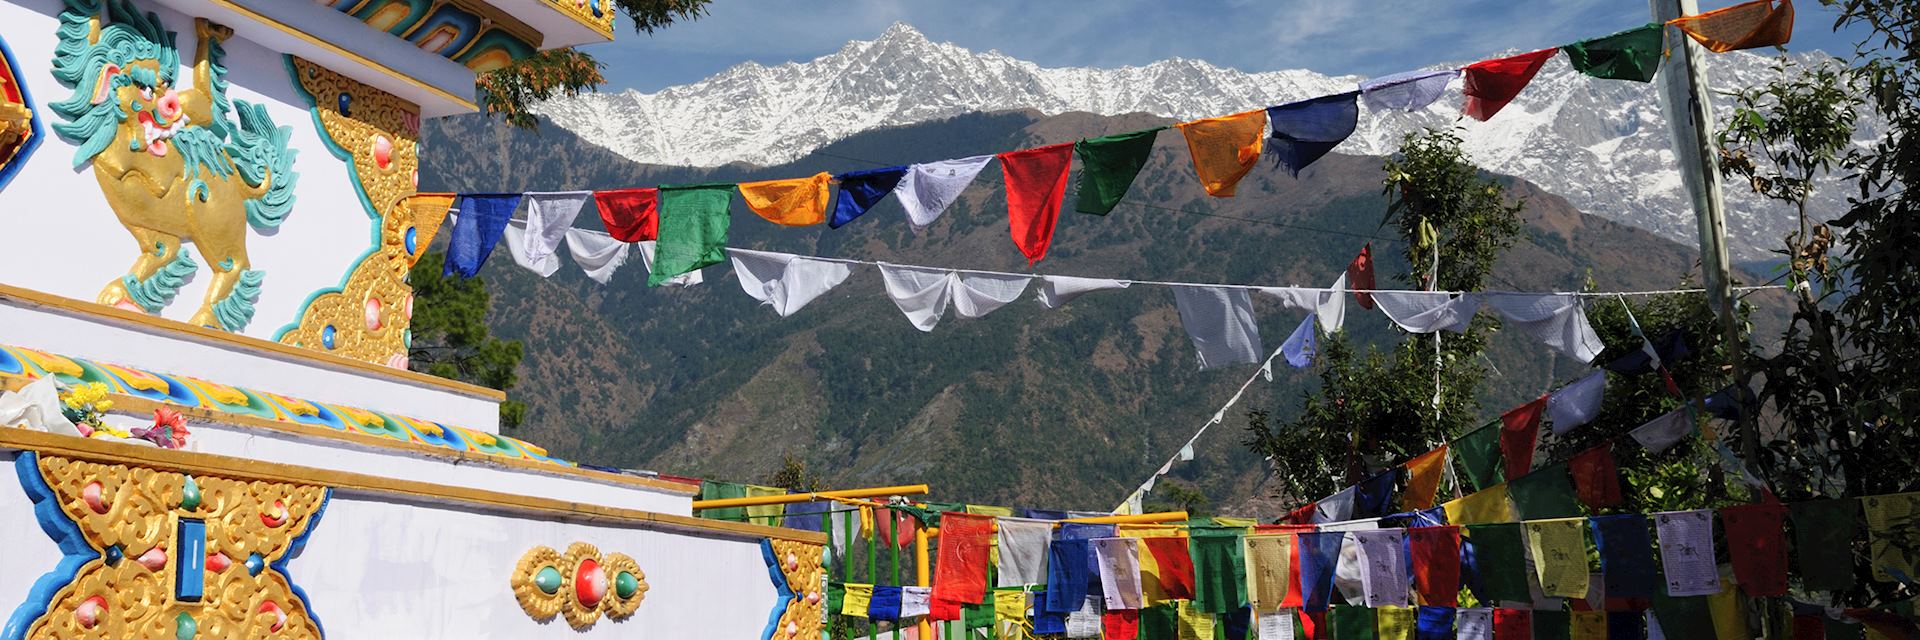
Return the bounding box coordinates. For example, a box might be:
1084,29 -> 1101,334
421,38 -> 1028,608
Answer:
1548,370 -> 1607,435
1654,509 -> 1720,596
897,155 -> 995,229
995,518 -> 1053,588
1037,275 -> 1132,309
1631,409 -> 1695,454
878,263 -> 1032,331
1172,286 -> 1265,370
562,229 -> 632,285
1092,537 -> 1144,610
727,249 -> 852,317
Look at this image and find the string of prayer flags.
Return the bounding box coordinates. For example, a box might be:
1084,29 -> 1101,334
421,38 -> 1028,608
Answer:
1563,24 -> 1666,82
1105,608 -> 1141,640
1789,498 -> 1858,591
1409,526 -> 1462,607
1402,446 -> 1449,511
1377,605 -> 1417,640
648,183 -> 733,286
1494,608 -> 1532,640
1172,286 -> 1266,370
1375,292 -> 1479,333
1283,313 -> 1320,369
1653,510 -> 1720,596
1192,527 -> 1248,613
636,239 -> 703,287
1299,531 -> 1346,611
1526,518 -> 1591,598
1482,294 -> 1608,363
1348,245 -> 1378,310
1457,608 -> 1494,640
1510,462 -> 1582,520
1548,371 -> 1607,435
1074,128 -> 1163,215
1333,604 -> 1377,640
1590,514 -> 1657,598
593,188 -> 659,242
1465,524 -> 1532,603
1670,0 -> 1795,53
1177,109 -> 1268,197
1354,529 -> 1412,607
1038,275 -> 1132,309
1444,483 -> 1513,526
727,249 -> 852,317
933,512 -> 995,606
1266,92 -> 1361,177
998,518 -> 1055,587
737,172 -> 831,227
1094,537 -> 1146,610
1864,492 -> 1919,583
1142,536 -> 1199,601
1454,423 -> 1504,492
1500,396 -> 1548,480
1462,48 -> 1559,122
1720,502 -> 1789,596
1416,607 -> 1455,640
519,191 -> 590,274
1570,444 -> 1625,510
878,264 -> 1032,331
1243,534 -> 1293,612
1360,69 -> 1458,112
898,155 -> 995,229
829,165 -> 907,228
1001,142 -> 1076,264
1631,409 -> 1696,454
443,194 -> 521,278
1572,611 -> 1609,640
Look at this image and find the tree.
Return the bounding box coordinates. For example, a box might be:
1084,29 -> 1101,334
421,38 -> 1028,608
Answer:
765,453 -> 821,493
480,0 -> 713,129
406,251 -> 528,428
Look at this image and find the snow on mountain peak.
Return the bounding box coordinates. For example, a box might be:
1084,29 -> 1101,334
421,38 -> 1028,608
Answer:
532,24 -> 1866,261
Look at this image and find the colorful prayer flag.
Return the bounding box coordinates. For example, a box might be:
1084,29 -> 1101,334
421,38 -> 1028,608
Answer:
1790,498 -> 1858,592
1333,605 -> 1377,640
1192,527 -> 1248,613
829,165 -> 907,228
1564,24 -> 1666,82
1500,396 -> 1548,480
1348,244 -> 1377,310
1355,471 -> 1399,519
1416,607 -> 1456,640
1106,608 -> 1142,640
1403,446 -> 1449,511
1573,611 -> 1610,640
1000,142 -> 1076,264
592,188 -> 659,242
1177,109 -> 1269,197
1177,600 -> 1218,640
1493,608 -> 1532,640
934,513 -> 995,604
1864,492 -> 1919,583
737,172 -> 830,226
1720,503 -> 1789,596
1409,526 -> 1462,607
1526,518 -> 1592,599
1443,484 -> 1513,526
1377,605 -> 1417,640
1465,523 -> 1531,603
1283,313 -> 1320,369
1298,531 -> 1346,612
443,194 -> 521,279
1454,423 -> 1504,492
1243,534 -> 1294,612
1590,514 -> 1657,599
898,155 -> 994,229
1075,128 -> 1163,215
1142,536 -> 1198,601
1267,92 -> 1360,177
1360,69 -> 1458,112
843,583 -> 875,618
1461,48 -> 1559,121
1653,510 -> 1720,596
1510,462 -> 1582,520
648,183 -> 733,286
1570,444 -> 1625,509
1669,0 -> 1795,53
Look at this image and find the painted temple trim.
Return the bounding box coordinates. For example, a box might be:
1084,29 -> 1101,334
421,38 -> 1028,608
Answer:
0,429 -> 824,544
0,282 -> 506,402
198,0 -> 480,112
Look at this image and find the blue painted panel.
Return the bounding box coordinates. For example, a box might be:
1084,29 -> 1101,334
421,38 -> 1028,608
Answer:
175,518 -> 206,602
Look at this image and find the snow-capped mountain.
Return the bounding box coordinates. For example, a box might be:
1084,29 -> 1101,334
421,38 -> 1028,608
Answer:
536,22 -> 1868,261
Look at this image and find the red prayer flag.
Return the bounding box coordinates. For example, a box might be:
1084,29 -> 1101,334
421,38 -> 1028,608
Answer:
1284,502 -> 1318,525
1570,444 -> 1624,509
929,596 -> 962,621
1348,244 -> 1377,309
1721,502 -> 1790,596
1300,609 -> 1328,640
931,513 -> 993,605
1000,142 -> 1076,264
890,510 -> 918,548
1104,608 -> 1141,640
1410,526 -> 1463,606
1793,615 -> 1826,640
592,188 -> 660,242
1142,536 -> 1198,600
1462,48 -> 1559,122
1499,395 -> 1548,480
1494,608 -> 1533,640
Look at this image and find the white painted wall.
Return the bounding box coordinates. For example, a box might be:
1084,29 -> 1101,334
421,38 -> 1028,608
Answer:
0,0 -> 387,342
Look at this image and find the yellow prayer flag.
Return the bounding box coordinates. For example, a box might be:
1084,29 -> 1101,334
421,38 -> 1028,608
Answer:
1668,0 -> 1795,53
1572,611 -> 1609,640
1525,518 -> 1590,598
744,484 -> 786,525
1443,484 -> 1514,525
1214,517 -> 1259,528
1244,534 -> 1294,612
737,172 -> 831,226
1121,525 -> 1185,604
967,505 -> 1016,517
1376,605 -> 1417,640
1865,492 -> 1920,583
859,505 -> 877,541
994,589 -> 1030,639
1177,600 -> 1217,640
1402,445 -> 1449,511
402,193 -> 458,266
842,583 -> 874,618
1709,579 -> 1750,640
1176,109 -> 1268,198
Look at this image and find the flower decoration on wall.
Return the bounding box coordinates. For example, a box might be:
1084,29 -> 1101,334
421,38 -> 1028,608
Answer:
130,406 -> 190,448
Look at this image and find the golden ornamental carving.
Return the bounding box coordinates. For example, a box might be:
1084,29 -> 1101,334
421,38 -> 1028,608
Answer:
769,538 -> 825,640
541,0 -> 618,38
274,58 -> 424,368
19,454 -> 328,639
510,542 -> 648,630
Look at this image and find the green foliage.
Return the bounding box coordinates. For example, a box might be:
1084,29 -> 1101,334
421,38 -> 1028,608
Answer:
1144,478 -> 1211,517
478,1 -> 711,130
766,453 -> 820,492
407,251 -> 527,428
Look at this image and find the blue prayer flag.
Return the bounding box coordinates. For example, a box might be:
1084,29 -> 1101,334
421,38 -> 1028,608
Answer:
1354,470 -> 1398,518
783,500 -> 827,532
1044,539 -> 1092,613
1267,92 -> 1360,177
830,166 -> 908,228
1283,313 -> 1319,368
1591,514 -> 1658,598
1298,531 -> 1346,612
1034,592 -> 1069,634
1608,611 -> 1646,640
443,193 -> 522,278
1417,606 -> 1457,640
868,585 -> 902,621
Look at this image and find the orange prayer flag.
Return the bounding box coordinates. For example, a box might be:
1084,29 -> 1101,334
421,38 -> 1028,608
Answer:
737,172 -> 832,226
402,193 -> 457,266
1402,445 -> 1449,511
1670,0 -> 1794,53
1176,109 -> 1268,198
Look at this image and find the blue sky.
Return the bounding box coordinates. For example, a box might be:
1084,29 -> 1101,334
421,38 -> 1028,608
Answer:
585,0 -> 1872,93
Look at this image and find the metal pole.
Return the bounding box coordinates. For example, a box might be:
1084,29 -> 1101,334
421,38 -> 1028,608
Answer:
692,484 -> 932,510
915,526 -> 932,640
1650,0 -> 1759,463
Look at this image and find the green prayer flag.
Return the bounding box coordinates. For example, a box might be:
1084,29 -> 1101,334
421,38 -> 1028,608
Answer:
1650,588 -> 1717,640
699,480 -> 747,522
650,182 -> 733,286
1454,422 -> 1505,492
1532,610 -> 1573,640
1464,524 -> 1532,602
1509,463 -> 1583,520
1074,128 -> 1163,215
1563,24 -> 1666,82
1191,527 -> 1247,614
826,582 -> 846,613
1142,603 -> 1180,640
1791,498 -> 1859,591
964,600 -> 995,629
1331,605 -> 1377,640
